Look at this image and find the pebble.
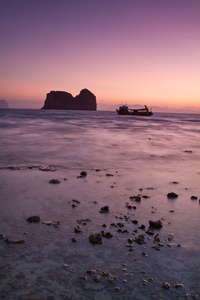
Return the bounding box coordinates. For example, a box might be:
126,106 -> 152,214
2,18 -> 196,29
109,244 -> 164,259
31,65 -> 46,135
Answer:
162,282 -> 170,289
49,179 -> 60,184
175,283 -> 184,288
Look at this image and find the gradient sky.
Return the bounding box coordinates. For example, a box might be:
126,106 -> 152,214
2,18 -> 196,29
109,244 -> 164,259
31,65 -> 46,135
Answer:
1,0 -> 200,110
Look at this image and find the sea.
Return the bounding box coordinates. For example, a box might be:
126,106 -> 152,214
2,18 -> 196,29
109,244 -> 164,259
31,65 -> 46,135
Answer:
0,109 -> 199,300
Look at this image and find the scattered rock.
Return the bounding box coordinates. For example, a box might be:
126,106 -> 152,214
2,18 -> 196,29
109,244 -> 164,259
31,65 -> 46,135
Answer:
102,270 -> 111,277
167,192 -> 178,198
142,279 -> 148,285
27,216 -> 40,223
139,224 -> 146,230
133,234 -> 146,245
162,282 -> 170,289
74,226 -> 83,233
108,276 -> 117,283
175,283 -> 184,288
132,220 -> 138,224
79,276 -> 87,280
49,179 -> 60,184
87,269 -> 96,274
146,230 -> 154,236
129,195 -> 141,202
152,245 -> 160,251
5,239 -> 25,244
89,233 -> 102,244
71,237 -> 78,242
149,220 -> 163,229
93,275 -> 101,282
101,231 -> 113,239
100,206 -> 109,213
80,171 -> 87,177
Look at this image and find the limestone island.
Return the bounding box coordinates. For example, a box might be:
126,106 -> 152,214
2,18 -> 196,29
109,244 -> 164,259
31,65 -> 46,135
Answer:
0,99 -> 9,109
42,89 -> 97,110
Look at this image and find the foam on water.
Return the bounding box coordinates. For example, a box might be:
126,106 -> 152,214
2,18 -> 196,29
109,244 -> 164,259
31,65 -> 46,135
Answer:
0,109 -> 199,299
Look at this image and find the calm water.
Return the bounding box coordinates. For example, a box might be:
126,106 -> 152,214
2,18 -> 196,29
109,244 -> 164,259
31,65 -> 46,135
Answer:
0,109 -> 200,300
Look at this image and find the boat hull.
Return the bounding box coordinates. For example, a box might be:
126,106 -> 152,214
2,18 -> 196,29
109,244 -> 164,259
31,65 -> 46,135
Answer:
116,109 -> 153,116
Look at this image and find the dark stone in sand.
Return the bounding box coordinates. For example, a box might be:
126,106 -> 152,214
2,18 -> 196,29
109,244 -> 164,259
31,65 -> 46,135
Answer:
5,239 -> 25,244
175,283 -> 184,288
162,282 -> 170,289
73,199 -> 81,203
191,196 -> 198,200
106,173 -> 114,177
117,222 -> 124,227
74,226 -> 83,233
133,234 -> 146,245
139,224 -> 146,230
87,269 -> 96,274
27,216 -> 40,223
146,230 -> 154,236
80,171 -> 87,177
49,179 -> 61,184
93,275 -> 101,282
89,233 -> 102,244
129,195 -> 141,202
126,204 -> 132,209
102,270 -> 112,277
142,195 -> 150,199
184,150 -> 192,153
100,206 -> 109,213
132,220 -> 138,224
101,231 -> 113,238
149,220 -> 163,229
71,237 -> 78,242
167,192 -> 178,198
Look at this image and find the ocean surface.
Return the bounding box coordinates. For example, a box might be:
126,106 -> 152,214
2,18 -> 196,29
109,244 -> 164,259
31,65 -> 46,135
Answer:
0,109 -> 199,300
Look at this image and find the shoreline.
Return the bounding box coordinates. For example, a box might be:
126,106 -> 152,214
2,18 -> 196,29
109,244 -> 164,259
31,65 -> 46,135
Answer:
0,166 -> 199,299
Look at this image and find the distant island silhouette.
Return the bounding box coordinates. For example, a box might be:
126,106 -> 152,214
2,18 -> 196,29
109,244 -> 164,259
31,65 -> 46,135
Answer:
42,89 -> 96,110
0,99 -> 9,109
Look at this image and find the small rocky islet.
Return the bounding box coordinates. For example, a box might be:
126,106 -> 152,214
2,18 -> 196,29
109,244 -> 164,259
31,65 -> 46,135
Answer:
0,168 -> 199,299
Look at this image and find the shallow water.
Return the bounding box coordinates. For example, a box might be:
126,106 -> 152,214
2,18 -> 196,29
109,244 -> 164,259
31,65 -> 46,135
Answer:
0,109 -> 200,299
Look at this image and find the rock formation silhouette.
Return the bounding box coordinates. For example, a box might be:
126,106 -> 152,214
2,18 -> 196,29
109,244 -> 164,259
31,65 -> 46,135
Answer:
42,89 -> 96,110
0,99 -> 9,108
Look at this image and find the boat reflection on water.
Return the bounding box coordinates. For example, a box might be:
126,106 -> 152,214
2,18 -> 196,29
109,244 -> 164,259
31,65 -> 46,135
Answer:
116,104 -> 153,116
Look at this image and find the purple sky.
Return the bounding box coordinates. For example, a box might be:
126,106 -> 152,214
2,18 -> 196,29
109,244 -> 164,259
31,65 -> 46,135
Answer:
1,0 -> 200,110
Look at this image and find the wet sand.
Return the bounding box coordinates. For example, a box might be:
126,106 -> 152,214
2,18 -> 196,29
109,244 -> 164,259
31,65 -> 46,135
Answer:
0,164 -> 199,300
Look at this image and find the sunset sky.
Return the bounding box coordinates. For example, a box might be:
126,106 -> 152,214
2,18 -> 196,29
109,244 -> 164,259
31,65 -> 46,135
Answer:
1,0 -> 200,110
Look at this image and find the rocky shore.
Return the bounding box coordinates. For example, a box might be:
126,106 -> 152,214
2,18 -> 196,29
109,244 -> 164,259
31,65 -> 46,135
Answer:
0,165 -> 199,300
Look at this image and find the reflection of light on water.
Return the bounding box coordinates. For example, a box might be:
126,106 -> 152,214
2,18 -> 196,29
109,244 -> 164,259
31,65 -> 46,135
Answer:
0,110 -> 199,299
